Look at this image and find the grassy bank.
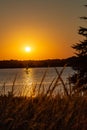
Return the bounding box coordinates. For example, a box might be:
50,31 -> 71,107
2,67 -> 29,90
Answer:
0,67 -> 87,130
0,94 -> 87,130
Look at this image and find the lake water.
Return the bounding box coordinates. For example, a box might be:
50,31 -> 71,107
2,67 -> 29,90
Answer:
0,67 -> 74,96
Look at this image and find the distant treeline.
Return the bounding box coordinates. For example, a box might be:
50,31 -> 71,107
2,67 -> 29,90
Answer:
0,56 -> 78,68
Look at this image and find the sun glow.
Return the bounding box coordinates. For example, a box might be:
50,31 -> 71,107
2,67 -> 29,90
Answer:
25,46 -> 31,52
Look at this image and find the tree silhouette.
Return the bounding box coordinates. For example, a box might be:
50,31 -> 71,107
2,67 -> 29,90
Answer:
70,5 -> 87,91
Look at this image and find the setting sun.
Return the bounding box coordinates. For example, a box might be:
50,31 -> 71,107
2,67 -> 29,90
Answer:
25,46 -> 31,52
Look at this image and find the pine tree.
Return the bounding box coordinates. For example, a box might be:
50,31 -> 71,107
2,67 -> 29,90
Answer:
70,5 -> 87,91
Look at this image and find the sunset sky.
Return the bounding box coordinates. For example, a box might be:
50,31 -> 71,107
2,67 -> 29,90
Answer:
0,0 -> 87,60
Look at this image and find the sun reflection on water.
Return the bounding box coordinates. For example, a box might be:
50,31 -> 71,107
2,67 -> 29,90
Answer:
0,67 -> 74,97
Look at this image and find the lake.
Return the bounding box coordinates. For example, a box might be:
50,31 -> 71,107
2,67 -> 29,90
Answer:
0,67 -> 74,96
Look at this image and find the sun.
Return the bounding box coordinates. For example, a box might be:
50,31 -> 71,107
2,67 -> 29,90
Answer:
25,46 -> 31,52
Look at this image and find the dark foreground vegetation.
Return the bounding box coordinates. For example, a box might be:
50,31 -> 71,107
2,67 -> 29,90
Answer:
0,67 -> 87,130
0,93 -> 87,130
70,5 -> 87,91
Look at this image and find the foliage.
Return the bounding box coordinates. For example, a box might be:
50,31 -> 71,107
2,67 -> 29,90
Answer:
70,5 -> 87,91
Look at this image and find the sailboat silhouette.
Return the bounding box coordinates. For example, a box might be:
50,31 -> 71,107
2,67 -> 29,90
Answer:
25,65 -> 29,74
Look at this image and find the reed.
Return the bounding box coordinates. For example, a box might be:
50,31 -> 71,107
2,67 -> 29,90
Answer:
0,67 -> 87,130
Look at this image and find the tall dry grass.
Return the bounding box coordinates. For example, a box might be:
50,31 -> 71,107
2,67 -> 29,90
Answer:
0,67 -> 87,130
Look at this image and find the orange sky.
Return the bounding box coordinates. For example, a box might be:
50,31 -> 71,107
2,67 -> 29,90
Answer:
0,0 -> 86,60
